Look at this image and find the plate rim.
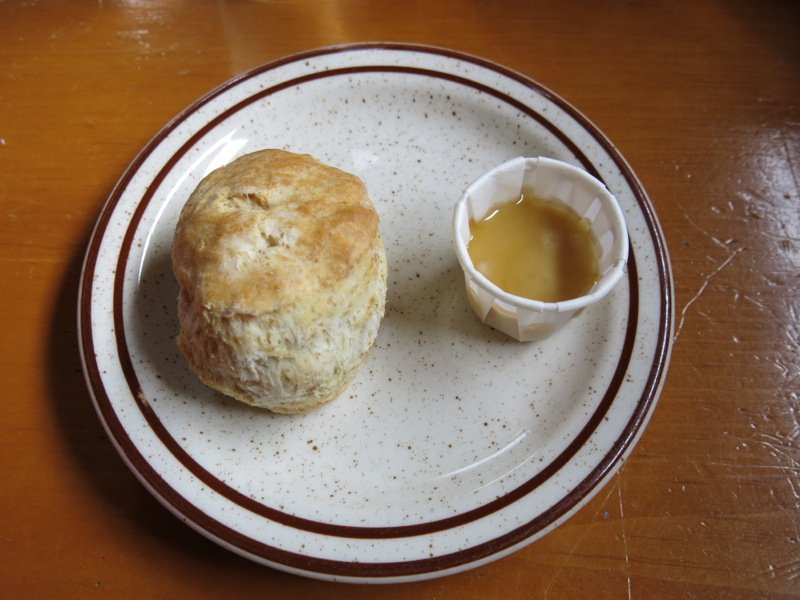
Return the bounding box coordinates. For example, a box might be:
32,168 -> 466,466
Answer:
78,42 -> 674,581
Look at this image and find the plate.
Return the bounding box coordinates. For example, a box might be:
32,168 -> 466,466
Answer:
78,43 -> 673,583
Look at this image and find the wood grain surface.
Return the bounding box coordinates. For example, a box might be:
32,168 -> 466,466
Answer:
1,1 -> 798,598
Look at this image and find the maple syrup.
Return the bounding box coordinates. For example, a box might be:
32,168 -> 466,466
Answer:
467,190 -> 600,302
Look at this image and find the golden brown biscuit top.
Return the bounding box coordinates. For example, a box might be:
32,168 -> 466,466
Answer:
172,149 -> 379,314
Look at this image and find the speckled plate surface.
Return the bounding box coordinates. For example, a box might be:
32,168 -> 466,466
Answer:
78,44 -> 673,583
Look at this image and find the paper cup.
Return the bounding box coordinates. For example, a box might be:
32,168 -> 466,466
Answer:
453,156 -> 629,341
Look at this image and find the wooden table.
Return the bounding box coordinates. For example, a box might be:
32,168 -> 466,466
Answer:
2,1 -> 798,597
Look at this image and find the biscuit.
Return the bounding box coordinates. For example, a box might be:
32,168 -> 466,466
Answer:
172,149 -> 387,413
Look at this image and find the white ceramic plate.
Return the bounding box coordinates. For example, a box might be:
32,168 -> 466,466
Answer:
78,44 -> 673,583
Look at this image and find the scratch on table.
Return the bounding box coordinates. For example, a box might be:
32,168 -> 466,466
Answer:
759,438 -> 800,469
673,247 -> 743,342
617,479 -> 633,600
741,293 -> 768,311
786,474 -> 800,501
542,483 -> 619,599
763,558 -> 800,584
678,202 -> 732,251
